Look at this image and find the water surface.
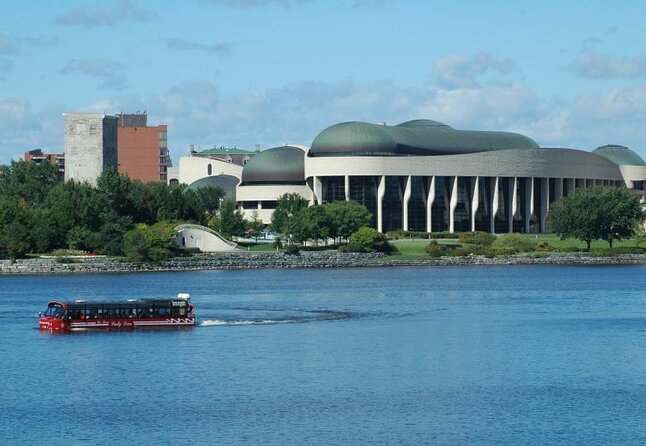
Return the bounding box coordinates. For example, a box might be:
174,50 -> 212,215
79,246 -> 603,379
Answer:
1,265 -> 645,445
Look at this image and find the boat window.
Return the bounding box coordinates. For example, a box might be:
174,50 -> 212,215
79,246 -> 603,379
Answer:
44,305 -> 65,317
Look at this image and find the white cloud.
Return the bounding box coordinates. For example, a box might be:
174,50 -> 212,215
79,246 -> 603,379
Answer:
4,75 -> 646,166
0,35 -> 19,56
61,58 -> 127,90
569,52 -> 646,79
56,0 -> 156,27
165,38 -> 234,56
432,53 -> 514,90
199,0 -> 302,7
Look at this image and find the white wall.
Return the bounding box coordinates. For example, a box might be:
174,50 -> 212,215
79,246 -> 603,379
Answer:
178,156 -> 243,185
176,227 -> 237,252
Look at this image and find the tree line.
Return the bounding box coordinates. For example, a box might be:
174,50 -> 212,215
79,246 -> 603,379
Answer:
0,161 -> 225,259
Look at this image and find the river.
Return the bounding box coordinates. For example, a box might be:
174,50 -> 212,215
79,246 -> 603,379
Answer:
2,265 -> 645,445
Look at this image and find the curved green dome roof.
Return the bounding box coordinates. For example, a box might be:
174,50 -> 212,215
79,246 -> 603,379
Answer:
396,119 -> 452,129
592,145 -> 646,166
241,145 -> 305,185
309,120 -> 539,157
186,175 -> 240,200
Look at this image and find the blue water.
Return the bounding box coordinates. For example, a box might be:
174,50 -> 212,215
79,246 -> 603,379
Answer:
2,265 -> 646,445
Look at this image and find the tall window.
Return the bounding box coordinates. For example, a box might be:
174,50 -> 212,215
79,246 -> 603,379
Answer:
207,164 -> 212,176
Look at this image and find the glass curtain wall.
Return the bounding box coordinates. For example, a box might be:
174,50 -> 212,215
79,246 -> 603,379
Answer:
349,176 -> 378,228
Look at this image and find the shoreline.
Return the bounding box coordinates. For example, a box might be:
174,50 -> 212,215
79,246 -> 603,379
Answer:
3,251 -> 646,275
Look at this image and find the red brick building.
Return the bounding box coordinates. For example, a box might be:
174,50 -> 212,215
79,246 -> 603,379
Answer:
24,149 -> 65,173
117,113 -> 171,182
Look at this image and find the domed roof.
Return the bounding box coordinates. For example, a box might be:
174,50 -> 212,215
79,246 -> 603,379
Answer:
186,174 -> 240,200
241,145 -> 305,185
592,145 -> 646,166
396,119 -> 453,129
309,122 -> 397,157
310,120 -> 539,157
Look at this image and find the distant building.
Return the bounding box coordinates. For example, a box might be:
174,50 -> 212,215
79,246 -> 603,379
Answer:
63,113 -> 118,185
116,112 -> 172,183
23,149 -> 65,174
190,145 -> 255,167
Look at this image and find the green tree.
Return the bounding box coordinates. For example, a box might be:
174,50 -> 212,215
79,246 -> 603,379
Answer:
270,193 -> 309,235
350,226 -> 395,253
67,226 -> 101,252
122,222 -> 180,263
246,210 -> 264,242
324,201 -> 372,244
301,205 -> 332,245
96,168 -> 135,219
549,186 -> 645,250
209,199 -> 246,238
99,216 -> 133,256
0,160 -> 61,207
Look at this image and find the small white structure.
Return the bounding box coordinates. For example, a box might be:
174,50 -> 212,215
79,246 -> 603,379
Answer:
175,224 -> 237,252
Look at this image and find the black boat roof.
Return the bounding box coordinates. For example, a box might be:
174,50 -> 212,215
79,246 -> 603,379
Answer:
51,298 -> 189,309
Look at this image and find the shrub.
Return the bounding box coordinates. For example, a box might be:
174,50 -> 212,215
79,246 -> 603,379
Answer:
451,246 -> 476,257
535,240 -> 551,251
424,241 -> 451,257
351,227 -> 396,253
430,231 -> 459,239
346,241 -> 366,253
491,234 -> 536,254
459,231 -> 496,247
55,256 -> 77,264
284,244 -> 300,255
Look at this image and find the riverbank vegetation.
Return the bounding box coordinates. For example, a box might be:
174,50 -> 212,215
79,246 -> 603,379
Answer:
0,161 -> 223,259
2,162 -> 645,264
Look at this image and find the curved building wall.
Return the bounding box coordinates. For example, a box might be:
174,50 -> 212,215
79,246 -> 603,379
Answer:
237,184 -> 313,224
178,156 -> 243,186
305,148 -> 637,234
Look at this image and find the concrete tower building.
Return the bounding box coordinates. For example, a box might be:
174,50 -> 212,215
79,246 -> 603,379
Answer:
63,113 -> 118,185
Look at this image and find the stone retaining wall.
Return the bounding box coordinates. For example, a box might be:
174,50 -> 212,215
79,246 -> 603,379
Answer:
2,251 -> 646,275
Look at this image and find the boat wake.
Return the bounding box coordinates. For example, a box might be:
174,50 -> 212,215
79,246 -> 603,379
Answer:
198,309 -> 352,327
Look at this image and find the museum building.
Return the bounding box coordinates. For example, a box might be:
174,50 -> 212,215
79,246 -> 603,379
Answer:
181,119 -> 646,234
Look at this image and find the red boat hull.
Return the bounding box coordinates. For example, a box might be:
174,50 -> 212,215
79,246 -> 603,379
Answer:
39,316 -> 195,331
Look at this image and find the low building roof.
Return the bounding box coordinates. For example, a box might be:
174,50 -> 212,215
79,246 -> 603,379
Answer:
196,146 -> 252,155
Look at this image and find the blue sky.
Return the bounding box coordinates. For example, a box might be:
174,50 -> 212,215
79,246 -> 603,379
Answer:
2,0 -> 646,164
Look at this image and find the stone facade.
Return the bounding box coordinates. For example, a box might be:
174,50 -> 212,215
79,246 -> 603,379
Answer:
63,113 -> 118,185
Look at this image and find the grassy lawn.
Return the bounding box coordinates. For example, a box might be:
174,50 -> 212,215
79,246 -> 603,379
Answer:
389,233 -> 645,260
235,241 -> 278,252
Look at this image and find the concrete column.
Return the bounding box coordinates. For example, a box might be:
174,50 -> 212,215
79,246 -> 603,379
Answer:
377,175 -> 386,233
524,177 -> 534,233
470,176 -> 479,232
554,177 -> 563,202
257,201 -> 262,210
508,177 -> 518,233
344,175 -> 350,201
490,176 -> 499,233
539,177 -> 549,232
402,175 -> 412,231
426,176 -> 435,233
449,176 -> 458,233
312,176 -> 323,205
567,178 -> 576,196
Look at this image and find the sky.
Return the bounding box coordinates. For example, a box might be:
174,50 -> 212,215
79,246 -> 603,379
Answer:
2,0 -> 646,165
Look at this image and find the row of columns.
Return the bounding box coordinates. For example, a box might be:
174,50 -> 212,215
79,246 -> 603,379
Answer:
311,175 -> 621,234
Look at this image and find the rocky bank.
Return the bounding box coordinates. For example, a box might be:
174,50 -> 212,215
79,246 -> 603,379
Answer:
2,251 -> 646,275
